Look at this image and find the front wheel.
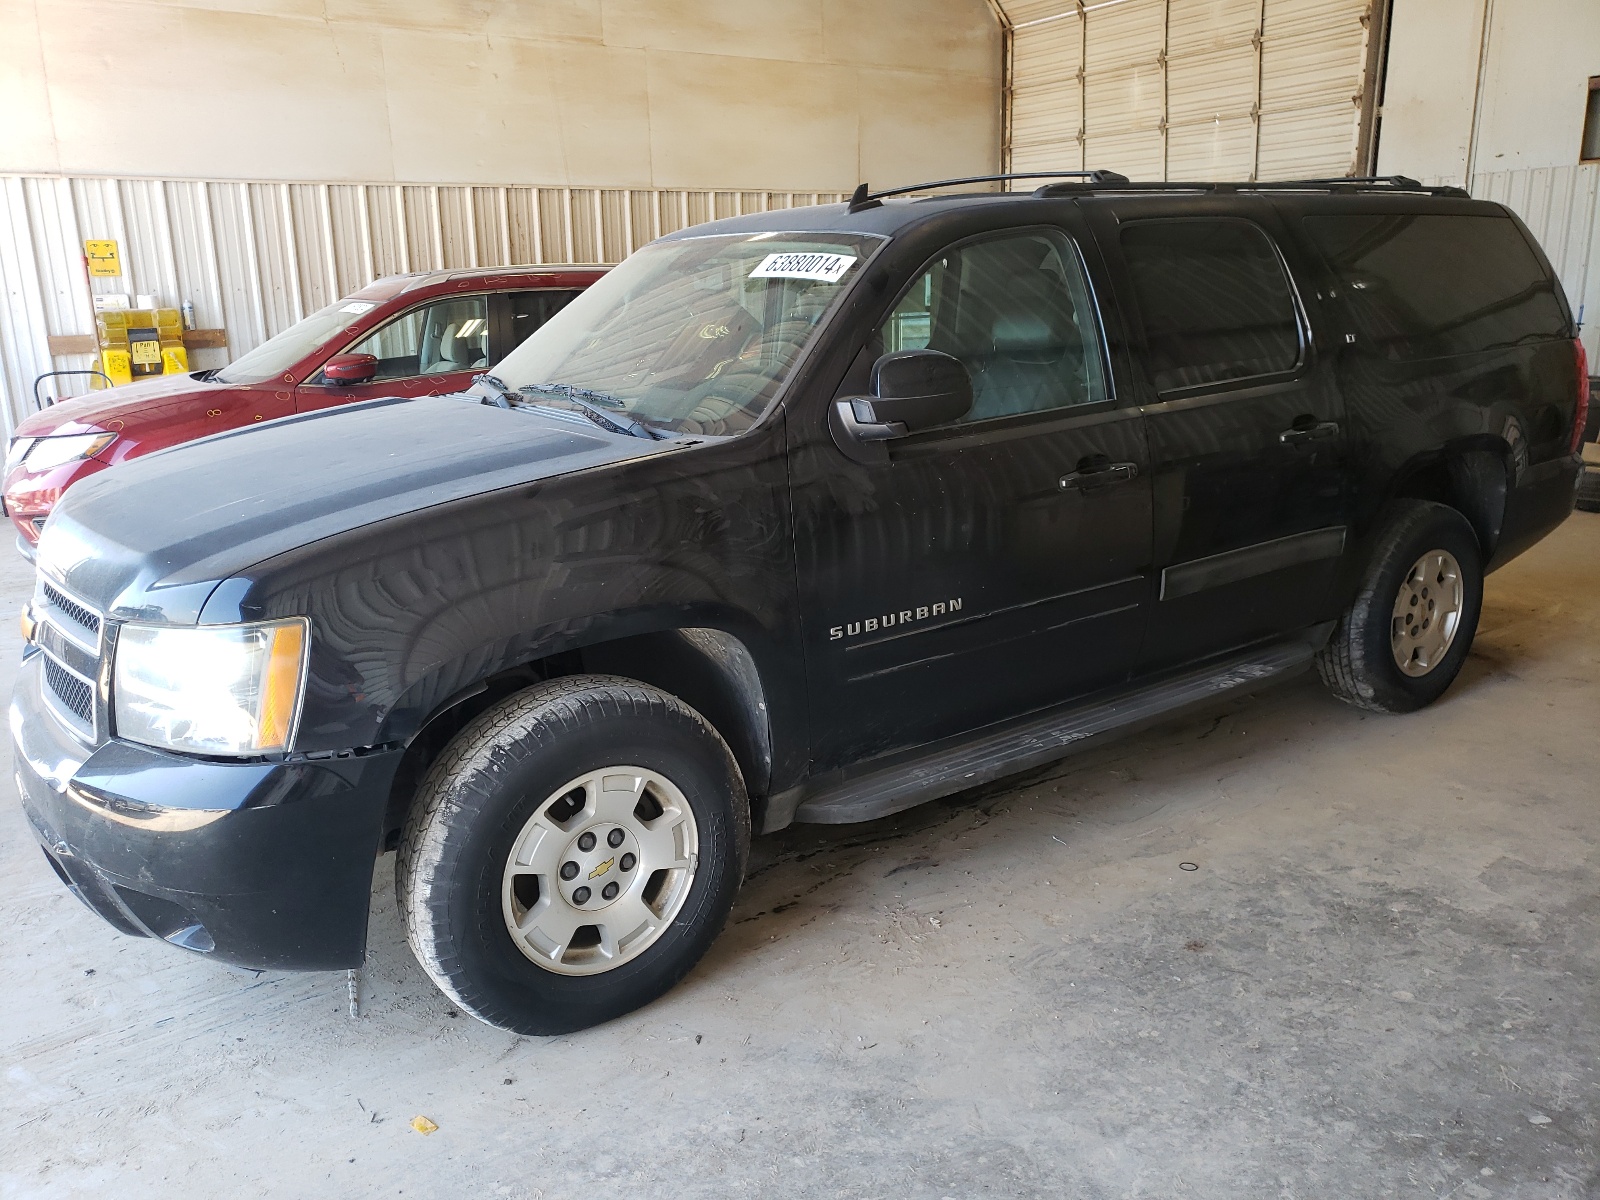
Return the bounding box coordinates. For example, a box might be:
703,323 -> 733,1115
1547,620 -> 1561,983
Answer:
1316,501 -> 1484,714
396,675 -> 749,1035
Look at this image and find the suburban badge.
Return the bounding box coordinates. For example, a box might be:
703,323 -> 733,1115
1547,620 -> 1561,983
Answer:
829,598 -> 962,641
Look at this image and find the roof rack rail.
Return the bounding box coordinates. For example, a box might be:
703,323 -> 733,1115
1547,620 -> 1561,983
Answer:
846,170 -> 1130,212
1030,174 -> 1471,199
844,172 -> 1470,212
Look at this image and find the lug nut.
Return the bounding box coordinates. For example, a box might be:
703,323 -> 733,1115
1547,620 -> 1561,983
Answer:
577,832 -> 596,852
560,861 -> 579,881
608,828 -> 626,848
620,853 -> 636,872
602,882 -> 619,900
573,886 -> 591,904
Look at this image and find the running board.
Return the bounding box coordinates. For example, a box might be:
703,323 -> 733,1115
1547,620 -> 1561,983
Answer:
779,627 -> 1328,829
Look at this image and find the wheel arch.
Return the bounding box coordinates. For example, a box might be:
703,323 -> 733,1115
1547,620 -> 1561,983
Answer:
1381,438 -> 1511,559
378,622 -> 777,845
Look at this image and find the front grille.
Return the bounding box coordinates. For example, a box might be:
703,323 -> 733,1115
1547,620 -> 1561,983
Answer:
42,581 -> 101,642
43,655 -> 94,726
33,575 -> 106,742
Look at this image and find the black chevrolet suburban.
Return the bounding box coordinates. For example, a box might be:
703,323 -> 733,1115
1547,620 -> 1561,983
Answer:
14,174 -> 1587,1035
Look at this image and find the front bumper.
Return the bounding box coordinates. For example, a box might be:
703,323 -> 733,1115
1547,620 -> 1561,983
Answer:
12,651 -> 403,971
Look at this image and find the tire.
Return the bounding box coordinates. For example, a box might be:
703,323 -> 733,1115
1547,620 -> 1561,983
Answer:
1316,501 -> 1484,714
396,675 -> 749,1035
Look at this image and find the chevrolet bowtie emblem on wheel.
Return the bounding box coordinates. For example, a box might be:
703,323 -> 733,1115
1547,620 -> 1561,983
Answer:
588,857 -> 615,880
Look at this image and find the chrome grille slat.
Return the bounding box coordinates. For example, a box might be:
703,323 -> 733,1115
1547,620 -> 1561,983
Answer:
41,580 -> 102,642
41,652 -> 96,737
34,620 -> 99,678
32,576 -> 106,743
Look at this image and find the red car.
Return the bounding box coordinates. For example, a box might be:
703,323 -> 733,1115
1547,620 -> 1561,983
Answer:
4,265 -> 605,552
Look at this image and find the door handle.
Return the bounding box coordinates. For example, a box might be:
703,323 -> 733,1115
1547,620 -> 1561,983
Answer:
1059,461 -> 1139,491
1279,420 -> 1340,445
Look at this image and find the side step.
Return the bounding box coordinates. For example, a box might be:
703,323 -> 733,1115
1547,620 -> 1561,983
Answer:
783,628 -> 1327,828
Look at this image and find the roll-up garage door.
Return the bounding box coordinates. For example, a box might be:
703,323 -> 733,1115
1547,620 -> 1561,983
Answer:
999,0 -> 1378,182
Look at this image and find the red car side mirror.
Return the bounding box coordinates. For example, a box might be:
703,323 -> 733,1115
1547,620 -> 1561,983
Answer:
323,353 -> 378,385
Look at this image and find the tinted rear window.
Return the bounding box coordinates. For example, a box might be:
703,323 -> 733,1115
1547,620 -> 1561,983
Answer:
1120,219 -> 1303,394
1304,214 -> 1567,360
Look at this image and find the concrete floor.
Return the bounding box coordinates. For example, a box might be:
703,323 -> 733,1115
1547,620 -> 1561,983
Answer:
3,513 -> 1597,1200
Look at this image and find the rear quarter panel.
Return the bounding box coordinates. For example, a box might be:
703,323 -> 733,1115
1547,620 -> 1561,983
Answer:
1280,196 -> 1580,574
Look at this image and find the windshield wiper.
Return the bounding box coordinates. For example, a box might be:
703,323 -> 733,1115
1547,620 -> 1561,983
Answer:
516,383 -> 664,440
471,373 -> 515,408
520,382 -> 626,409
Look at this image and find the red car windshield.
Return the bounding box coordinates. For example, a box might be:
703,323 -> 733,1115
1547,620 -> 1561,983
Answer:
212,297 -> 383,386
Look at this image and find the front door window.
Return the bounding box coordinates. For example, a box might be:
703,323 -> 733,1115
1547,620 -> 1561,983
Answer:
339,296 -> 489,382
878,228 -> 1109,423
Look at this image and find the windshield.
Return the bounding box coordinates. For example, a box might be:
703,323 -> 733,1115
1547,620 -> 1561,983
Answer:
213,297 -> 382,385
485,232 -> 885,436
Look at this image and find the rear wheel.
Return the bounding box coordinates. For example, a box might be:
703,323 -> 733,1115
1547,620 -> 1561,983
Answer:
1316,501 -> 1484,714
397,675 -> 748,1035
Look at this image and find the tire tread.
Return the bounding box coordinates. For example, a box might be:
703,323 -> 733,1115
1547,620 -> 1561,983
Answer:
1315,501 -> 1482,715
395,674 -> 747,1030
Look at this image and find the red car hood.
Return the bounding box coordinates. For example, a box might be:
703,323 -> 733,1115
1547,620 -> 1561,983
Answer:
14,373 -> 231,439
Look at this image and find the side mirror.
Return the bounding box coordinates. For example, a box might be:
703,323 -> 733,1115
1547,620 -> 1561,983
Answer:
830,349 -> 973,464
322,353 -> 378,385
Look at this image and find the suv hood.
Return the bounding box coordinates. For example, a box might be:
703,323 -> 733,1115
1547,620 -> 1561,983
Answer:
38,394 -> 674,623
15,373 -> 228,439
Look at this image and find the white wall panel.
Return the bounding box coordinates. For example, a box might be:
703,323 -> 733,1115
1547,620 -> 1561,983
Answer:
206,183 -> 268,359
327,185 -> 371,299
1457,165 -> 1600,364
1167,114 -> 1258,178
286,185 -> 334,316
363,186 -> 407,280
1167,0 -> 1259,54
161,180 -> 225,367
0,173 -> 847,434
1000,0 -> 1374,182
0,179 -> 56,420
1256,0 -> 1369,177
1010,13 -> 1084,174
248,183 -> 304,338
1085,128 -> 1167,183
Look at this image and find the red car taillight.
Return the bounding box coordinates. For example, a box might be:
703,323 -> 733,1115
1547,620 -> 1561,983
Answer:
1573,338 -> 1590,454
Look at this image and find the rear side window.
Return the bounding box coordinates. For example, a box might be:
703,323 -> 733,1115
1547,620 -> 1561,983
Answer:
1303,214 -> 1567,360
1120,219 -> 1302,394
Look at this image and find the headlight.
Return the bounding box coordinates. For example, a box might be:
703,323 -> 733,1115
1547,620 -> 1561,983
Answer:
19,432 -> 117,473
113,618 -> 309,755
5,438 -> 35,474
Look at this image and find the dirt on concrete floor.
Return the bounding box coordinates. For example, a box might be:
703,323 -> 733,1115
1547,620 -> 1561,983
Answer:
2,514 -> 1597,1199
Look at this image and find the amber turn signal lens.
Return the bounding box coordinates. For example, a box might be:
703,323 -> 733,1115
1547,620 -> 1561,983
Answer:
256,620 -> 307,752
19,604 -> 35,644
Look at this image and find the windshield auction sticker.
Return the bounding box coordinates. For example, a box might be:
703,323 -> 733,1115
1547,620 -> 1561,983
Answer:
749,252 -> 857,283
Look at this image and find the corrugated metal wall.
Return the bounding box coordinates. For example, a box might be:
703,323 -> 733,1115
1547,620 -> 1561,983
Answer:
1446,164 -> 1600,363
1000,0 -> 1377,182
0,176 -> 846,434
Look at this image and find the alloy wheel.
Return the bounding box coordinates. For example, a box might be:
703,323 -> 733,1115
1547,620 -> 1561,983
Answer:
1390,549 -> 1465,677
501,766 -> 700,976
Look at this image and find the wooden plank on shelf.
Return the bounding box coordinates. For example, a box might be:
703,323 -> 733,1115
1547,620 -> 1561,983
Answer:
46,330 -> 228,356
46,334 -> 97,356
